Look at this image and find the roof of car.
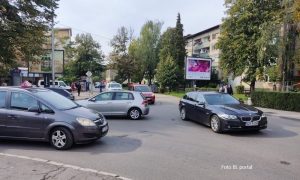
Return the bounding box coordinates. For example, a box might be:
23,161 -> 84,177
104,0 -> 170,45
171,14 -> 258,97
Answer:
0,86 -> 50,92
188,91 -> 220,95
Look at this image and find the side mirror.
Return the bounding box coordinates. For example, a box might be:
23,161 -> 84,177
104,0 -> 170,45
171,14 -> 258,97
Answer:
198,101 -> 206,107
89,98 -> 96,102
28,106 -> 40,113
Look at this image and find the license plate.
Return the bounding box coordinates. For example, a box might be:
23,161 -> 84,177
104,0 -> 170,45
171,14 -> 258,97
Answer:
102,126 -> 108,132
245,121 -> 259,126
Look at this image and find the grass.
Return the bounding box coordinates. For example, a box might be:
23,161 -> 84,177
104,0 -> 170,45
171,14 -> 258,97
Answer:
233,94 -> 248,101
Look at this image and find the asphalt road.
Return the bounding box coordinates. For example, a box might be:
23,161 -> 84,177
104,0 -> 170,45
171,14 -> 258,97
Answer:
0,94 -> 300,180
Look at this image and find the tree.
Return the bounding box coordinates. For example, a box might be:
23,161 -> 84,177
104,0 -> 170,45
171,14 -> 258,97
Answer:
110,26 -> 134,83
217,0 -> 282,92
174,13 -> 186,85
156,55 -> 179,91
0,0 -> 58,76
139,21 -> 163,85
128,39 -> 145,83
73,33 -> 104,77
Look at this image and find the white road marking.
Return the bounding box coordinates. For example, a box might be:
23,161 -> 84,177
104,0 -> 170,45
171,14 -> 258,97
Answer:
0,152 -> 131,180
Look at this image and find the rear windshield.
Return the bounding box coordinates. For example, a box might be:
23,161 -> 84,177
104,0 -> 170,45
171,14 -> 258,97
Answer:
34,90 -> 78,110
109,84 -> 121,88
134,86 -> 151,92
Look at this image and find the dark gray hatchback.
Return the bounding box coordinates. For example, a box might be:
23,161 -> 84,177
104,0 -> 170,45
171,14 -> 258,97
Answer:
0,87 -> 108,150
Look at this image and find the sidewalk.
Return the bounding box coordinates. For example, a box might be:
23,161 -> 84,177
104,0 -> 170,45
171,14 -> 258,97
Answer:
0,153 -> 129,180
72,90 -> 99,100
257,107 -> 300,121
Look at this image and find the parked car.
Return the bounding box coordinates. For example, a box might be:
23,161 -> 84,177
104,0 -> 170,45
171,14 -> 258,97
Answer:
37,80 -> 72,92
179,91 -> 267,133
0,87 -> 108,150
105,82 -> 122,91
46,87 -> 75,100
129,84 -> 155,104
76,90 -> 149,120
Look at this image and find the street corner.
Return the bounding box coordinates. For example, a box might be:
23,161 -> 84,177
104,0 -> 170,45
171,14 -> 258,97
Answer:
0,153 -> 130,180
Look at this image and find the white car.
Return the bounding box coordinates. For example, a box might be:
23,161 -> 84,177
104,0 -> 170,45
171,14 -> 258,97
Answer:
37,80 -> 72,92
105,82 -> 122,91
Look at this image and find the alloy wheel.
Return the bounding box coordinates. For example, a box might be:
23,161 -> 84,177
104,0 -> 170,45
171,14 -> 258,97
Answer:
52,130 -> 67,148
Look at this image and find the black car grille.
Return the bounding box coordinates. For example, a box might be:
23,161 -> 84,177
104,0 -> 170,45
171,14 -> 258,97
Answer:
240,116 -> 261,122
94,114 -> 105,126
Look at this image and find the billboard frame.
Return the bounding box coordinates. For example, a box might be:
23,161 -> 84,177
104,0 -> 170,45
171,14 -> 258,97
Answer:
185,57 -> 212,80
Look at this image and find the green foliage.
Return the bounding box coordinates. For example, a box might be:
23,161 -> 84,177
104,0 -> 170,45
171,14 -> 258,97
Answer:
235,85 -> 245,94
0,0 -> 58,75
156,55 -> 179,91
251,91 -> 300,112
128,39 -> 144,83
266,65 -> 280,82
217,0 -> 282,90
110,27 -> 134,83
185,88 -> 218,92
139,21 -> 163,85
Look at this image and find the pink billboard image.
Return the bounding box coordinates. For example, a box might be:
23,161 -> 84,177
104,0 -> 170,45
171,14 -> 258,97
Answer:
188,59 -> 211,72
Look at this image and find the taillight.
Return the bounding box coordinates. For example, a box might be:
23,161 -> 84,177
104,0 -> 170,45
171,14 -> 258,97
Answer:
142,100 -> 148,106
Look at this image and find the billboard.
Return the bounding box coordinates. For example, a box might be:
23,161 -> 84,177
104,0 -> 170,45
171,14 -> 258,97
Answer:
185,57 -> 212,80
28,50 -> 64,74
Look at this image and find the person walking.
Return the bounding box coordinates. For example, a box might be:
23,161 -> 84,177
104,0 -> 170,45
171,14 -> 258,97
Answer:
227,84 -> 233,95
76,81 -> 81,96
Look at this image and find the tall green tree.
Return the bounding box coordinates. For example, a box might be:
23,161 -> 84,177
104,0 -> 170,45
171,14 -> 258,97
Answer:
217,0 -> 282,91
174,13 -> 186,85
156,55 -> 179,91
139,21 -> 163,85
73,33 -> 104,77
110,26 -> 134,83
0,0 -> 58,75
128,39 -> 145,83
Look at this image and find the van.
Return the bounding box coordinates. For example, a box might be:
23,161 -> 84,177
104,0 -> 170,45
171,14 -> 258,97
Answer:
37,80 -> 72,92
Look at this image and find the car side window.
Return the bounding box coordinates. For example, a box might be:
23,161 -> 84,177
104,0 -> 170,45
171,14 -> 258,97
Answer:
10,92 -> 38,111
95,92 -> 113,101
187,92 -> 197,102
196,94 -> 205,103
0,91 -> 7,108
40,103 -> 54,114
115,92 -> 134,100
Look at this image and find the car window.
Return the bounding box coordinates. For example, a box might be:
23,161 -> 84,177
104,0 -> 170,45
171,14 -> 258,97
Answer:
41,81 -> 44,85
196,94 -> 205,103
40,103 -> 54,114
115,92 -> 134,100
0,91 -> 7,108
11,92 -> 38,110
187,92 -> 197,102
95,92 -> 113,101
134,86 -> 151,92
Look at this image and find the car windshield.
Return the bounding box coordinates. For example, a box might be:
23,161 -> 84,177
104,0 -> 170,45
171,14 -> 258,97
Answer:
34,90 -> 78,110
204,94 -> 239,105
134,86 -> 151,92
109,84 -> 121,88
59,82 -> 67,87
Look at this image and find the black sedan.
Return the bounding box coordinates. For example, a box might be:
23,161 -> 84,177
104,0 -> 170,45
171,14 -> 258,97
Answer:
179,92 -> 267,133
47,87 -> 75,100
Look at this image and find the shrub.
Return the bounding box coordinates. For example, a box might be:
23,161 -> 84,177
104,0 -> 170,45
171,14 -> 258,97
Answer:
236,85 -> 245,94
251,91 -> 300,112
185,87 -> 217,92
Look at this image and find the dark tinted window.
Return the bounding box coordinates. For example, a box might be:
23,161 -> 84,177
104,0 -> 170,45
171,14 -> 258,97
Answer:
134,86 -> 151,92
0,91 -> 6,108
196,94 -> 205,103
115,92 -> 134,100
95,92 -> 113,101
11,92 -> 38,110
204,94 -> 239,105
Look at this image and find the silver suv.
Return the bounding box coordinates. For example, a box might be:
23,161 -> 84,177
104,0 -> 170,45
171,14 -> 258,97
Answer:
77,91 -> 150,120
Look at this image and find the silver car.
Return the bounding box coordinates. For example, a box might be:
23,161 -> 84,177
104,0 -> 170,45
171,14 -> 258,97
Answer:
76,91 -> 149,120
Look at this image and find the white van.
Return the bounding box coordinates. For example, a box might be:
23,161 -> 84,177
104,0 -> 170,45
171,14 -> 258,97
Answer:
37,80 -> 72,92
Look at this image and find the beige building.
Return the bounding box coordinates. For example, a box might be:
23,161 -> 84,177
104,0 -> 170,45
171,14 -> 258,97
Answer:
185,25 -> 221,78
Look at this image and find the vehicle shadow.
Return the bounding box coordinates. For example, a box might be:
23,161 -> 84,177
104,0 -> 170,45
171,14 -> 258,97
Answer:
0,135 -> 142,154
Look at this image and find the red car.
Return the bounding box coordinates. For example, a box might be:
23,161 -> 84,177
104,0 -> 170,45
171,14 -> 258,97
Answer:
129,84 -> 155,104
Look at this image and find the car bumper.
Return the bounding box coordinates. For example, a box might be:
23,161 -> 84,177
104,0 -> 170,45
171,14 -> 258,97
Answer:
75,122 -> 109,144
221,117 -> 268,131
142,106 -> 150,116
145,96 -> 155,103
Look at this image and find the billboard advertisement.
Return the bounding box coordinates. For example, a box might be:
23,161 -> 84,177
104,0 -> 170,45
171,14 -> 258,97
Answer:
28,50 -> 64,74
185,57 -> 212,80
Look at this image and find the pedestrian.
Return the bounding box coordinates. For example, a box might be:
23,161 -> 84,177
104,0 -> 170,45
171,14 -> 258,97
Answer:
227,84 -> 233,95
76,81 -> 81,96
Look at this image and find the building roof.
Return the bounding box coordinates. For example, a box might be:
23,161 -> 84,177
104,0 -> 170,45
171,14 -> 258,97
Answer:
185,25 -> 220,40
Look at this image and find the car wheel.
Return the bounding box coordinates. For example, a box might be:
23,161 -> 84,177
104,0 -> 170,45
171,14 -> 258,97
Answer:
180,107 -> 188,121
50,127 -> 73,150
210,115 -> 222,133
128,108 -> 141,120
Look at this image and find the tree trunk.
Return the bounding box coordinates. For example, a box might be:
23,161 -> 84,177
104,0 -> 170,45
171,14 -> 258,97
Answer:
250,80 -> 255,92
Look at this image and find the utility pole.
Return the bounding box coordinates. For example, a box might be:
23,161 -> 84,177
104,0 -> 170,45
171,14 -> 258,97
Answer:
51,1 -> 55,87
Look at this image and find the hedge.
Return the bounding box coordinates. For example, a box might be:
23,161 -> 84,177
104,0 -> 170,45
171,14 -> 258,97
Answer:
251,91 -> 300,112
185,87 -> 218,92
235,85 -> 244,94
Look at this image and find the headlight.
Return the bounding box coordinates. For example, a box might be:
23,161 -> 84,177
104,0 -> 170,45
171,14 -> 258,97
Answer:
261,113 -> 266,118
219,114 -> 237,120
76,117 -> 96,127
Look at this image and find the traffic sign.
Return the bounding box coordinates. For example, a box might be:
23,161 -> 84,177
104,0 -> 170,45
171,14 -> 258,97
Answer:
86,71 -> 92,77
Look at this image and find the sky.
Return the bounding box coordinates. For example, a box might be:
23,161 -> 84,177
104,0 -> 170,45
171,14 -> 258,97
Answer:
56,0 -> 226,56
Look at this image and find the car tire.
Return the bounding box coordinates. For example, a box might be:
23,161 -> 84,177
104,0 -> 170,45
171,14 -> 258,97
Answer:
50,127 -> 73,150
180,107 -> 188,121
128,108 -> 141,120
210,115 -> 223,133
